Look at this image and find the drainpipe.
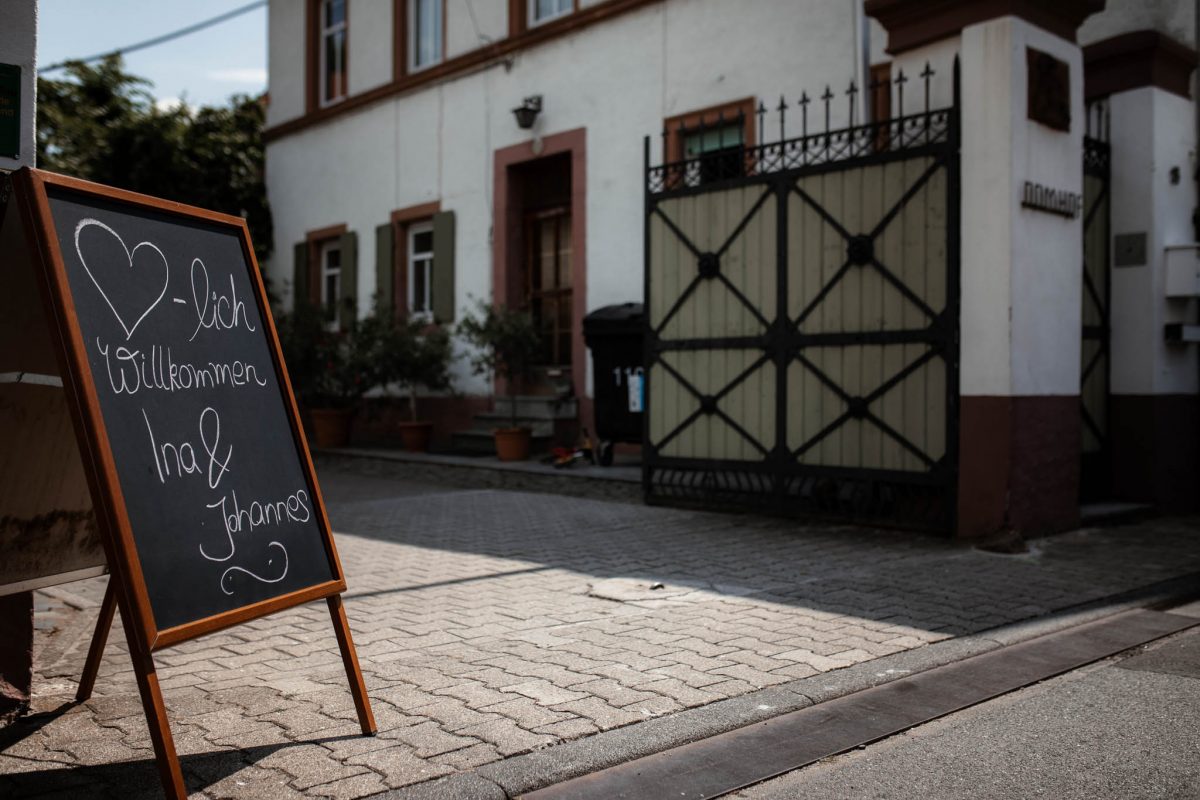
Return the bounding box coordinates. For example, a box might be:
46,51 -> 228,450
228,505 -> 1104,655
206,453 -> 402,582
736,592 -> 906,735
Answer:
1194,0 -> 1199,242
856,0 -> 868,123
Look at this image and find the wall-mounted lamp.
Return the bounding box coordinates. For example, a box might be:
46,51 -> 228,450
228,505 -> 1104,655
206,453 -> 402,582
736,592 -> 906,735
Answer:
513,95 -> 542,130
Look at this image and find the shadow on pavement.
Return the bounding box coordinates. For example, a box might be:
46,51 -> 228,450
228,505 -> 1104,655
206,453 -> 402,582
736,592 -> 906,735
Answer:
0,736 -> 361,799
315,463 -> 1200,640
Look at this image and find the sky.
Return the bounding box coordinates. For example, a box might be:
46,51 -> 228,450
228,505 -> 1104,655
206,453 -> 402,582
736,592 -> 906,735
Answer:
36,0 -> 267,110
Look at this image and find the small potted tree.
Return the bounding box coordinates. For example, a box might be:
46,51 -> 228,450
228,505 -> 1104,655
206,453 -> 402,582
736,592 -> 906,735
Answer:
279,302 -> 391,448
389,319 -> 453,452
458,299 -> 543,461
275,300 -> 326,420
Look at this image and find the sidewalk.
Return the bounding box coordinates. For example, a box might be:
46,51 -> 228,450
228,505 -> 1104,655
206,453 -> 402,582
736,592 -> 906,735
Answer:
2,462 -> 1199,799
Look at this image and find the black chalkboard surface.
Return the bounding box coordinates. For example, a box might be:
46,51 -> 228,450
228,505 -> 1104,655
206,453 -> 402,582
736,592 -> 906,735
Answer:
45,186 -> 337,631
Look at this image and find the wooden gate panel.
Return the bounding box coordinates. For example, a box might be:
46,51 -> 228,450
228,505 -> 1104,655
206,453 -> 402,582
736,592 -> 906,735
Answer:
651,350 -> 773,461
650,188 -> 776,342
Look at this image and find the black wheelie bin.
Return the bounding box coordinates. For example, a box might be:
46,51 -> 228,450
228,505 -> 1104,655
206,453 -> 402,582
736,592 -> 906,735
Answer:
582,303 -> 645,466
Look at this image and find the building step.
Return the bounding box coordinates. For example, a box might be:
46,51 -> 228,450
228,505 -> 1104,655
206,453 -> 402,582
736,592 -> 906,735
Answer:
450,429 -> 553,455
493,395 -> 578,420
1080,502 -> 1155,527
473,414 -> 557,436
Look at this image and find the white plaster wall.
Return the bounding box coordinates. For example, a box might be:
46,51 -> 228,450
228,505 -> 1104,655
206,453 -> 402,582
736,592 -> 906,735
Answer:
447,0 -> 506,59
959,17 -> 1084,398
266,0 -> 871,395
267,0 -> 306,127
1109,86 -> 1199,396
867,17 -> 888,66
891,36 -> 961,114
1152,90 -> 1200,394
1079,0 -> 1195,47
1009,21 -> 1085,396
0,0 -> 37,171
959,24 -> 1013,397
348,0 -> 394,95
1108,88 -> 1158,395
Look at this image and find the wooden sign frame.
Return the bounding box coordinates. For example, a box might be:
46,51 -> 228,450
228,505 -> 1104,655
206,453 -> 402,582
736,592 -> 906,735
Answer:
10,168 -> 375,798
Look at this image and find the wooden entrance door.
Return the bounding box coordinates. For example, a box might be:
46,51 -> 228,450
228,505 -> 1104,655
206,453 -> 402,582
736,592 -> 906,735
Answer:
526,207 -> 573,367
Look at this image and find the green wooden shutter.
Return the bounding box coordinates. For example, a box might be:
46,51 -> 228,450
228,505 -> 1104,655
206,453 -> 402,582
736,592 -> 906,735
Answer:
375,223 -> 395,317
432,210 -> 455,323
292,241 -> 309,308
338,230 -> 358,330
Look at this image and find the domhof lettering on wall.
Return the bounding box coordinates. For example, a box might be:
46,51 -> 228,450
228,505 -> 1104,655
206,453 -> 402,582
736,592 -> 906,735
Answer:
1021,181 -> 1083,219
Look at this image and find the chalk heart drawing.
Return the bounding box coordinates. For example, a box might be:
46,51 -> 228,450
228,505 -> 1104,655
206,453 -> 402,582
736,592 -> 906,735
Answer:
74,218 -> 169,340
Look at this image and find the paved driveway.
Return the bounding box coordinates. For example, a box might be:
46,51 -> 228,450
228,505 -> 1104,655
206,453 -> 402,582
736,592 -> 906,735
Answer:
3,464 -> 1200,798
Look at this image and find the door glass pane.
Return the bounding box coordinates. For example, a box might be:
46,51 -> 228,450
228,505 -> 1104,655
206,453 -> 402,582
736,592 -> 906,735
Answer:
557,217 -> 571,290
539,220 -> 555,288
325,0 -> 345,27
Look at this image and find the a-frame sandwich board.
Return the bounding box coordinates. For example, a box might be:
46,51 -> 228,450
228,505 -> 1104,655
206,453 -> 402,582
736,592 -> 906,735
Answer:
4,168 -> 376,798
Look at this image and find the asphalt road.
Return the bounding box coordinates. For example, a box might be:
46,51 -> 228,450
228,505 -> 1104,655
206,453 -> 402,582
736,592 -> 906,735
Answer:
732,604 -> 1200,800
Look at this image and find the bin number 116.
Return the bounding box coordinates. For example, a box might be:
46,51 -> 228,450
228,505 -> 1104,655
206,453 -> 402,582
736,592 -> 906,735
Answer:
613,366 -> 645,413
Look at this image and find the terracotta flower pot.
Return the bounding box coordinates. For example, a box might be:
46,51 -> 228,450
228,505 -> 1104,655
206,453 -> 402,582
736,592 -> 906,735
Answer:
310,408 -> 353,448
398,421 -> 434,452
493,427 -> 532,461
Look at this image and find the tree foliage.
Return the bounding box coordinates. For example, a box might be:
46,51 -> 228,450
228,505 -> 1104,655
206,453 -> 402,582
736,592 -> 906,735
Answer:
457,299 -> 542,429
36,56 -> 273,266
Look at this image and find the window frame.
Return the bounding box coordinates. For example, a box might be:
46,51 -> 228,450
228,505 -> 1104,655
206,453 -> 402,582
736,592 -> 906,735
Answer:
527,0 -> 575,27
663,97 -> 757,188
318,237 -> 343,326
407,221 -> 435,319
390,201 -> 442,321
317,0 -> 349,108
408,0 -> 444,73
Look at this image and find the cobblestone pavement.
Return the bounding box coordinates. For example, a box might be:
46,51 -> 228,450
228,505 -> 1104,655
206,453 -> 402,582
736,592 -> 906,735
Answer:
3,464 -> 1200,799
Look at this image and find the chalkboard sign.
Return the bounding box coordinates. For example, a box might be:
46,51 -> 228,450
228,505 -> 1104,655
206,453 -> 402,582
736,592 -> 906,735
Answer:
15,170 -> 347,648
10,169 -> 373,800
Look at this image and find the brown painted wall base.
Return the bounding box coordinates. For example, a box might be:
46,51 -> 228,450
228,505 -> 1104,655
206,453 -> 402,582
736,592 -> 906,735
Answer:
958,395 -> 1081,539
349,396 -> 492,450
0,590 -> 33,725
1110,394 -> 1200,512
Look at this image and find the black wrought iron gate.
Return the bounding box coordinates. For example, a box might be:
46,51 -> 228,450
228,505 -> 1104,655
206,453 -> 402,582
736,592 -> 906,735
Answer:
1080,109 -> 1111,500
643,64 -> 960,532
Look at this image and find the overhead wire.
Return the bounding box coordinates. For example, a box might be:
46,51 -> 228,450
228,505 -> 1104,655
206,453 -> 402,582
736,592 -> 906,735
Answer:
38,1 -> 267,74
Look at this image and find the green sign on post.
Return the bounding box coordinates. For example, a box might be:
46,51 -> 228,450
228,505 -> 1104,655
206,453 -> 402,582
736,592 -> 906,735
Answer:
0,64 -> 21,159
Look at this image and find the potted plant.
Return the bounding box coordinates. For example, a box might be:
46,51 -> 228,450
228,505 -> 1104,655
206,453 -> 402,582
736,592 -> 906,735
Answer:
278,301 -> 391,448
458,299 -> 543,461
387,319 -> 453,452
275,300 -> 326,431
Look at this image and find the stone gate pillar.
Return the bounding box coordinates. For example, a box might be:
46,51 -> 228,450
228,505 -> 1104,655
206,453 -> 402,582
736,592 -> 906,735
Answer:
867,1 -> 1105,537
1083,30 -> 1200,512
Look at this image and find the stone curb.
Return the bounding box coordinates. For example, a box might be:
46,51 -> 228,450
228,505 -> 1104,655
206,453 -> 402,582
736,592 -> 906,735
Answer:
315,450 -> 643,505
368,571 -> 1200,800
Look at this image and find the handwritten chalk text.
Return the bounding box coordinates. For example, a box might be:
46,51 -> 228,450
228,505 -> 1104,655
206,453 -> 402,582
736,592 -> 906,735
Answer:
97,338 -> 269,395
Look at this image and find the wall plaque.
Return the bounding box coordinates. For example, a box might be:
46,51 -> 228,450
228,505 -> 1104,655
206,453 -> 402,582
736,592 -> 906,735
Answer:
1027,47 -> 1071,132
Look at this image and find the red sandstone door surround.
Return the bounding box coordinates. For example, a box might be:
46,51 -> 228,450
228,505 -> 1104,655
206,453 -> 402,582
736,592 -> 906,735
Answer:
492,128 -> 587,405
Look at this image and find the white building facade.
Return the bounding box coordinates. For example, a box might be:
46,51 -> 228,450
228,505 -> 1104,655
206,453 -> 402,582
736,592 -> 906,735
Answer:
264,0 -> 1200,536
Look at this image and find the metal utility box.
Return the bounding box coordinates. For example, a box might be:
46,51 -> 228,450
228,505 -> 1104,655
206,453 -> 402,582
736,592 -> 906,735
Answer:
1164,245 -> 1200,297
